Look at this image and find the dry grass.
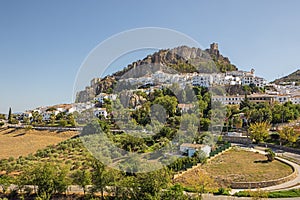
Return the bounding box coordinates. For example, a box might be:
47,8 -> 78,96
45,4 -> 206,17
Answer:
176,147 -> 294,188
0,128 -> 78,159
174,167 -> 219,191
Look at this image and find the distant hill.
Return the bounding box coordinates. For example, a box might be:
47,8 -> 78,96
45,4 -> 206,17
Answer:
272,69 -> 300,85
76,43 -> 238,102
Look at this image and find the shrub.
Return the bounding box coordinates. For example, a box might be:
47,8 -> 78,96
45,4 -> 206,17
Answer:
265,148 -> 275,162
8,157 -> 14,162
268,189 -> 300,198
214,187 -> 230,195
24,125 -> 33,131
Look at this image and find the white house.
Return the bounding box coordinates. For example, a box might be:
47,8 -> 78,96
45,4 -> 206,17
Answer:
180,143 -> 211,157
212,95 -> 245,105
192,74 -> 212,87
94,93 -> 117,104
290,95 -> 300,104
274,95 -> 291,104
94,108 -> 108,118
21,112 -> 32,119
66,106 -> 77,114
42,112 -> 52,121
241,75 -> 266,87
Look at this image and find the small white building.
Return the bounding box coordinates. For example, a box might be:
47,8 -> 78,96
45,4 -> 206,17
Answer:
42,112 -> 52,121
21,112 -> 32,119
94,93 -> 117,104
94,108 -> 108,118
180,143 -> 211,157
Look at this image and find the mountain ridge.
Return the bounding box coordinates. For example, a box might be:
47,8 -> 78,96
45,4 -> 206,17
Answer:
272,69 -> 300,85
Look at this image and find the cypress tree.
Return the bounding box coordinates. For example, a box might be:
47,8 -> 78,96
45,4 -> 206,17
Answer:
8,107 -> 12,124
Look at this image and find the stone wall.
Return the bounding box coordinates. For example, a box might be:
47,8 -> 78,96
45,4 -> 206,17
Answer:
222,135 -> 251,145
258,143 -> 300,154
231,157 -> 297,189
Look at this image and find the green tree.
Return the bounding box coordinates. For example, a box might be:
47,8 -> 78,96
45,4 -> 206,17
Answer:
50,113 -> 56,125
54,166 -> 70,195
91,160 -> 112,200
233,114 -> 243,129
37,114 -> 43,124
137,167 -> 171,199
240,94 -> 253,110
248,122 -> 271,143
25,163 -> 70,199
160,184 -> 188,200
72,170 -> 91,195
279,126 -> 300,145
153,95 -> 178,117
31,163 -> 57,200
23,116 -> 30,125
265,148 -> 275,162
0,174 -> 11,193
0,114 -> 5,120
59,119 -> 68,127
67,114 -> 76,126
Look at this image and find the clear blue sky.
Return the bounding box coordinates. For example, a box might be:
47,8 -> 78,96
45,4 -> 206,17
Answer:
1,0 -> 300,113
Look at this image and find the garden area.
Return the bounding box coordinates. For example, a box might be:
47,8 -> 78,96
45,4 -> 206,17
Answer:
175,147 -> 294,189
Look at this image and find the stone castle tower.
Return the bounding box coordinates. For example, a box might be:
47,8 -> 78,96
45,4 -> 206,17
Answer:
210,43 -> 218,51
209,42 -> 219,56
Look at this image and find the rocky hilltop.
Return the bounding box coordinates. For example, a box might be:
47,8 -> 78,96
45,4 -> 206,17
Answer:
76,43 -> 238,103
113,43 -> 237,77
272,69 -> 300,85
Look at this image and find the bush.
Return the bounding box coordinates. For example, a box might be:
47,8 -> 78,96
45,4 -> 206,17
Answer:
268,189 -> 300,198
265,148 -> 275,162
214,187 -> 230,195
24,125 -> 33,131
234,191 -> 250,197
8,157 -> 14,162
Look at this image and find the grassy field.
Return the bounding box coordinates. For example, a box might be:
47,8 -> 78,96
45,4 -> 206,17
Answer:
0,128 -> 78,159
175,147 -> 294,188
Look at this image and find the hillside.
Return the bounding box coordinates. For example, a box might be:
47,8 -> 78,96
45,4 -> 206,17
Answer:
76,43 -> 238,102
272,69 -> 300,85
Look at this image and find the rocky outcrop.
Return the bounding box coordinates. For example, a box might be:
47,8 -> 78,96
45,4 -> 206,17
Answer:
114,44 -> 237,77
129,94 -> 147,108
76,44 -> 238,103
95,76 -> 116,94
76,86 -> 95,103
